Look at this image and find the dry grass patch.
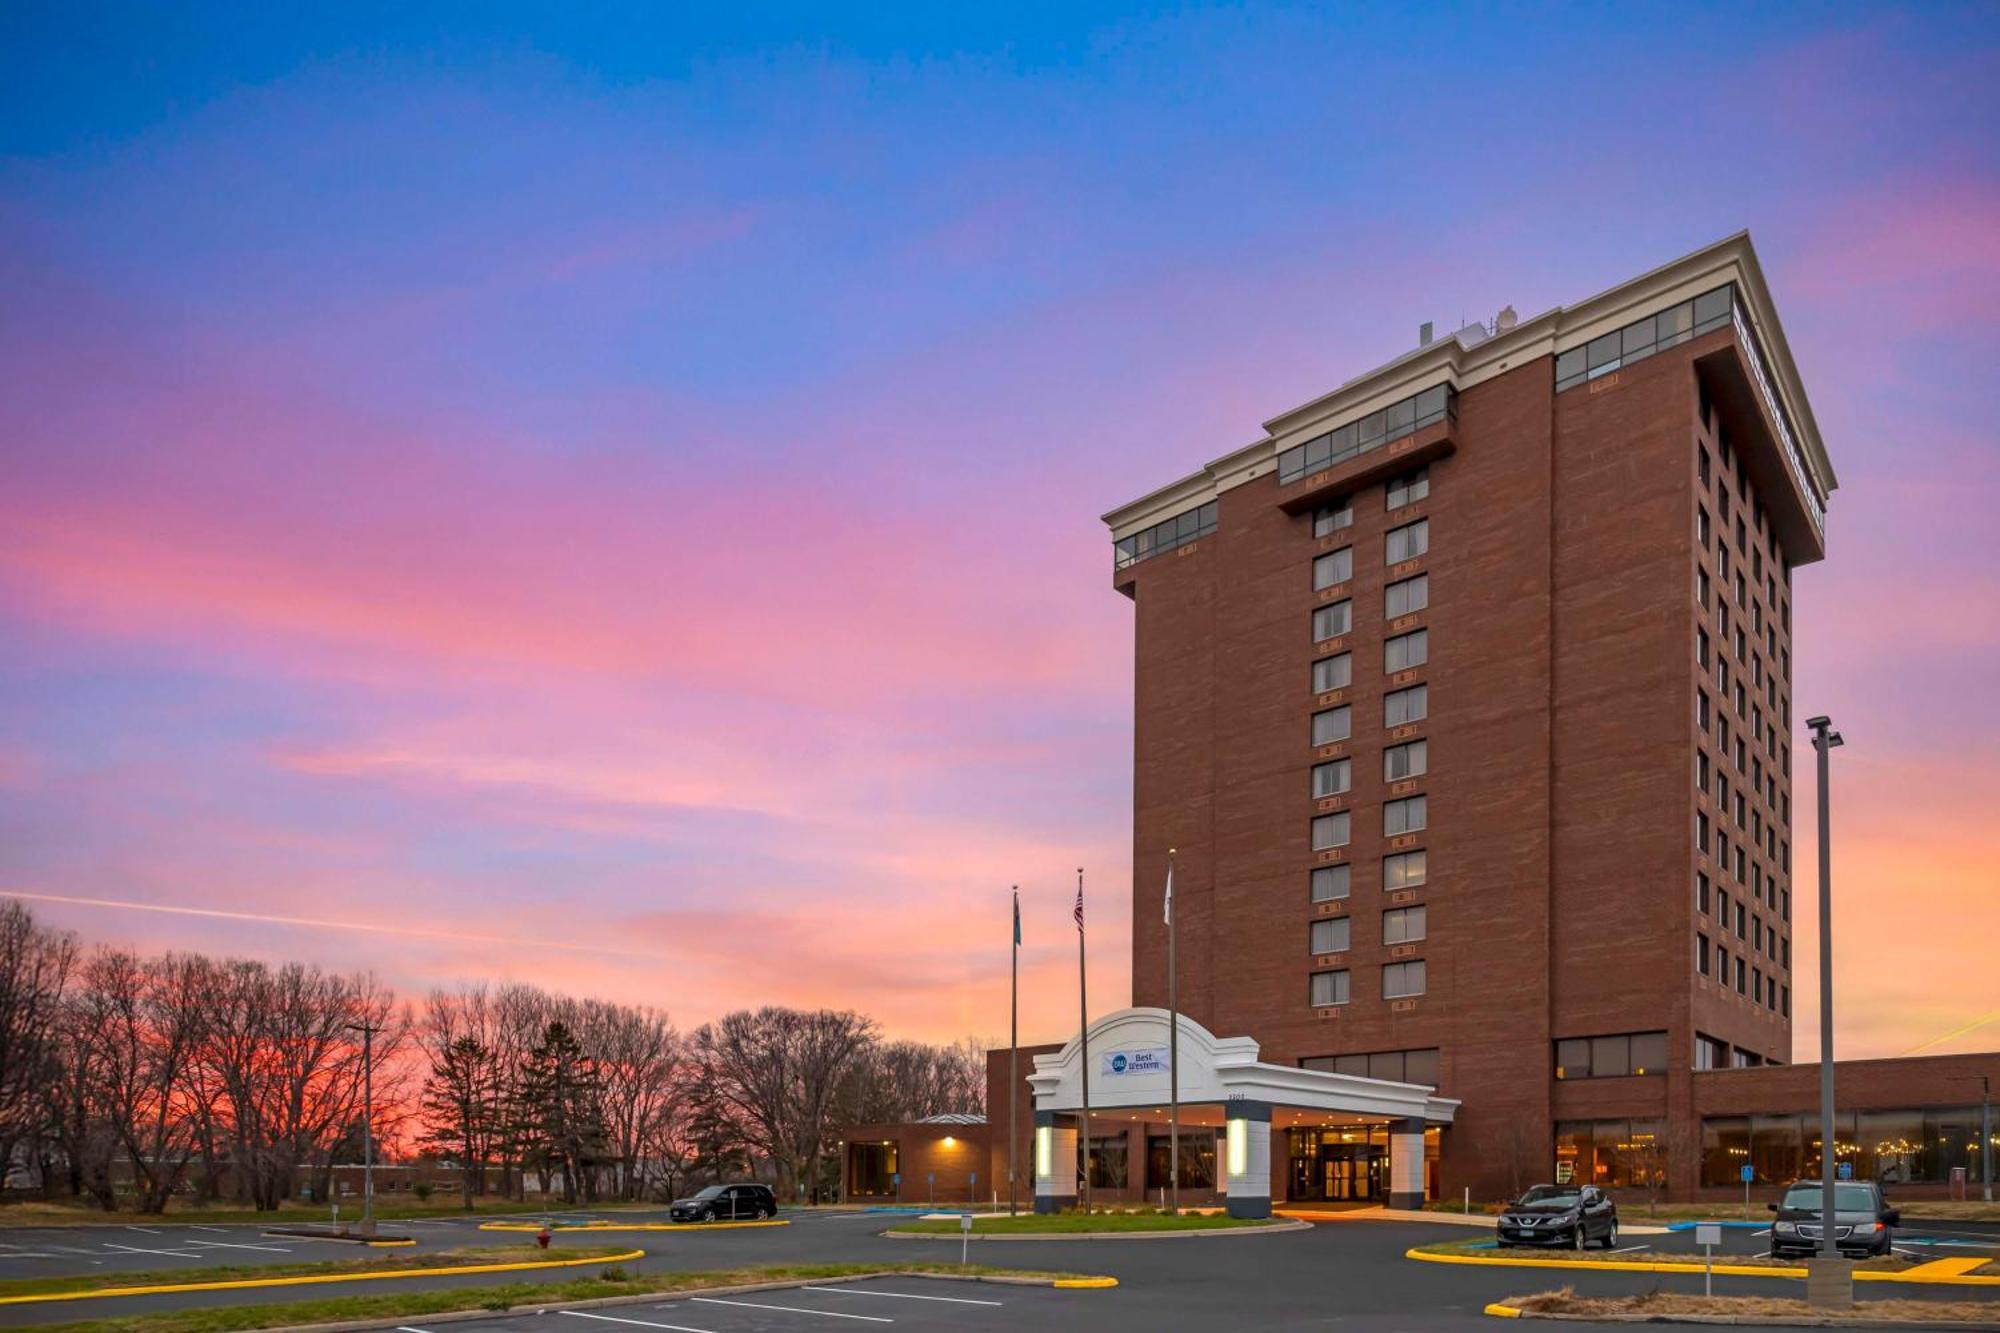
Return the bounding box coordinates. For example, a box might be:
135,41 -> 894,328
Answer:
1506,1285 -> 2000,1323
0,1246 -> 634,1298
1417,1239 -> 1911,1271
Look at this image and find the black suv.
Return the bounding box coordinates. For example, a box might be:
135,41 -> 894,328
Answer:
669,1183 -> 778,1223
1497,1183 -> 1619,1249
1768,1180 -> 1898,1259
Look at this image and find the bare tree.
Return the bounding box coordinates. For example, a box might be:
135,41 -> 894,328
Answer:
0,903 -> 75,1192
74,950 -> 209,1212
696,1007 -> 875,1204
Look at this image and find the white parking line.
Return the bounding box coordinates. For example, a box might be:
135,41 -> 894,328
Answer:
562,1311 -> 718,1333
395,1326 -> 436,1332
189,1225 -> 230,1233
124,1225 -> 162,1234
185,1239 -> 293,1254
689,1296 -> 891,1321
102,1242 -> 202,1258
802,1285 -> 1002,1306
1606,1244 -> 1651,1254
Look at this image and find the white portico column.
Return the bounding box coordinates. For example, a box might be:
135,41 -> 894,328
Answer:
1033,1110 -> 1078,1214
1388,1116 -> 1427,1210
1223,1100 -> 1272,1219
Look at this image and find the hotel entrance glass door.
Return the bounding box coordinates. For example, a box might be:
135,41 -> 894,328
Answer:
1286,1127 -> 1386,1203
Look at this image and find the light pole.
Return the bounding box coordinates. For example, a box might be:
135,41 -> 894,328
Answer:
346,1020 -> 381,1237
1806,716 -> 1842,1270
1975,1075 -> 1993,1204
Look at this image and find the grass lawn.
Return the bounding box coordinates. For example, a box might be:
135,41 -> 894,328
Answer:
0,1246 -> 638,1298
13,1262 -> 1088,1333
0,1196 -> 647,1227
896,1211 -> 1279,1234
1503,1286 -> 2000,1323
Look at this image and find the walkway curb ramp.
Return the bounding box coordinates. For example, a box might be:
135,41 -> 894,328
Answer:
1410,1246 -> 2000,1288
0,1247 -> 648,1306
882,1218 -> 1312,1241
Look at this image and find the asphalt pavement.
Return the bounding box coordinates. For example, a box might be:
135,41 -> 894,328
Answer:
1,1210 -> 1996,1331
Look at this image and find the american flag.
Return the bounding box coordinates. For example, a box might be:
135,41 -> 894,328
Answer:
1073,878 -> 1084,933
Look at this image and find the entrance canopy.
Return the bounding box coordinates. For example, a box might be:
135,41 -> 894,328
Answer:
1026,1006 -> 1459,1126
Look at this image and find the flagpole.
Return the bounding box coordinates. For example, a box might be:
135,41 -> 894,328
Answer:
1076,867 -> 1090,1213
1167,848 -> 1179,1215
1009,886 -> 1019,1216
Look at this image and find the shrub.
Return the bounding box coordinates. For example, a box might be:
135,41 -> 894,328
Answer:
600,1265 -> 632,1282
413,1183 -> 433,1201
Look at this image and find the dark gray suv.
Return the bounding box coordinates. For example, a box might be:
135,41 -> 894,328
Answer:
669,1182 -> 777,1223
1768,1180 -> 1898,1259
1497,1183 -> 1619,1249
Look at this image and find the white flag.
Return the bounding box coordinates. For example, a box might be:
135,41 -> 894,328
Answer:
1162,860 -> 1174,926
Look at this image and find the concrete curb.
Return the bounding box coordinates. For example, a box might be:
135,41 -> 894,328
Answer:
183,1269 -> 1119,1333
1410,1247 -> 2000,1288
0,1248 -> 648,1306
881,1218 -> 1312,1241
1482,1301 -> 2000,1329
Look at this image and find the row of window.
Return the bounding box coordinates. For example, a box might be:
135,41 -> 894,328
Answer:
1113,500 -> 1217,570
1698,1108 -> 1995,1188
1311,740 -> 1427,797
1553,1031 -> 1669,1080
1311,519 -> 1429,592
1311,632 -> 1429,692
1308,904 -> 1425,955
1309,794 -> 1427,849
1697,932 -> 1790,1015
1311,687 -> 1429,744
1310,959 -> 1426,1006
1553,283 -> 1735,392
1310,850 -> 1427,903
1300,1046 -> 1440,1088
1312,577 -> 1430,643
1276,384 -> 1456,486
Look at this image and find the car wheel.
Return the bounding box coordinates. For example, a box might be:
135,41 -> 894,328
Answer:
1599,1222 -> 1618,1250
701,1207 -> 716,1223
1572,1226 -> 1586,1251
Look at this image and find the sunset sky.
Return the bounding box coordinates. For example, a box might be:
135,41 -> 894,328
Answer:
2,3 -> 1995,1060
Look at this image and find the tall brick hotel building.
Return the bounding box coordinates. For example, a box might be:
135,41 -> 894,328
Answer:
843,235 -> 1997,1209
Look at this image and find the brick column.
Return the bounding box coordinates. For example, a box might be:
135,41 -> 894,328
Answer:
1033,1111 -> 1078,1214
1223,1100 -> 1272,1219
1388,1116 -> 1427,1210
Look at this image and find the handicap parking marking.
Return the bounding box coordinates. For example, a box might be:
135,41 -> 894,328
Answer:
688,1295 -> 891,1321
561,1311 -> 719,1333
801,1285 -> 1003,1307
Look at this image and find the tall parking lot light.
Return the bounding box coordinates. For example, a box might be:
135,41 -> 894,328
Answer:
346,1020 -> 381,1237
1806,716 -> 1842,1269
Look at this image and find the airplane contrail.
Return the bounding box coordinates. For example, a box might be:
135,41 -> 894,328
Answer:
0,889 -> 662,961
1902,1009 -> 2000,1057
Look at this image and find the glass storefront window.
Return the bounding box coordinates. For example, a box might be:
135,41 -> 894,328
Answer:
848,1142 -> 899,1197
1147,1132 -> 1215,1190
1087,1135 -> 1128,1189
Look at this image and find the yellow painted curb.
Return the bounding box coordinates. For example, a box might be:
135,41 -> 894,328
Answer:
1408,1245 -> 1807,1280
479,1219 -> 789,1233
1408,1246 -> 2000,1288
1483,1302 -> 1522,1318
0,1247 -> 647,1306
1052,1276 -> 1119,1288
365,1238 -> 417,1247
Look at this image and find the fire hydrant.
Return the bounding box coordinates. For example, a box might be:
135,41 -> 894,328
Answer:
536,1224 -> 552,1251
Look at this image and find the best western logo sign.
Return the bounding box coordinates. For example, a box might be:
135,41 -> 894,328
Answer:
1099,1046 -> 1170,1077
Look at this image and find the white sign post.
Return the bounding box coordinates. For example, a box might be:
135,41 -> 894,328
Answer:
959,1211 -> 972,1266
1696,1222 -> 1721,1296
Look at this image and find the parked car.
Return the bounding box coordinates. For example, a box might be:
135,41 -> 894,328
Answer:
1496,1183 -> 1619,1249
669,1182 -> 778,1223
1768,1180 -> 1898,1259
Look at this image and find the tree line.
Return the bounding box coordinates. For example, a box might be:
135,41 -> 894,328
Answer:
0,902 -> 984,1212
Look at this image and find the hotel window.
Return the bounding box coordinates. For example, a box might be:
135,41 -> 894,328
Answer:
1554,285 -> 1731,392
1384,684 -> 1428,727
1384,574 -> 1429,618
1697,871 -> 1710,914
1384,628 -> 1429,672
1313,500 -> 1354,536
1310,969 -> 1350,1007
1383,739 -> 1427,781
1313,547 -> 1354,589
1312,705 -> 1352,745
1112,500 -> 1219,570
1310,917 -> 1351,955
1698,750 -> 1709,789
1382,905 -> 1426,945
1698,506 -> 1711,547
1276,387 -> 1454,485
1382,960 -> 1426,999
1554,1031 -> 1667,1079
1383,849 -> 1427,890
1313,600 -> 1353,642
1312,758 -> 1353,798
1694,1033 -> 1727,1070
1311,811 -> 1352,850
1387,467 -> 1429,510
1735,954 -> 1747,993
1698,689 -> 1710,727
1717,888 -> 1731,932
1383,795 -> 1427,836
1698,567 -> 1710,608
1697,627 -> 1710,668
1313,653 -> 1353,693
1696,811 -> 1709,852
1385,519 -> 1429,563
1311,864 -> 1351,903
1697,933 -> 1711,976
